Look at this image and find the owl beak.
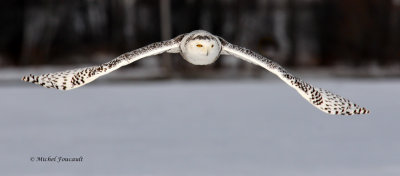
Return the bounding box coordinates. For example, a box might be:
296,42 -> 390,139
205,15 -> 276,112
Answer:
200,47 -> 209,56
205,45 -> 213,56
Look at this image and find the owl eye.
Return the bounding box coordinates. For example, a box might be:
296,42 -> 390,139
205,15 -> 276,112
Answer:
211,44 -> 214,48
196,44 -> 203,47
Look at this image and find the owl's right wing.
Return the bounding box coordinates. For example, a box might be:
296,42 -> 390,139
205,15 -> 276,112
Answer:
22,35 -> 184,90
219,37 -> 369,115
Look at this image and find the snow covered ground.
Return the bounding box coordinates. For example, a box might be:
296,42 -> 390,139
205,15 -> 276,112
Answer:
1,78 -> 399,176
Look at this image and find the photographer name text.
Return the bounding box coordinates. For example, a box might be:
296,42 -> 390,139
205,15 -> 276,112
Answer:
30,156 -> 83,163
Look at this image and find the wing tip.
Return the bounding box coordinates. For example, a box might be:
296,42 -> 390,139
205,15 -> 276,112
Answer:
21,74 -> 37,83
353,107 -> 370,115
22,72 -> 80,91
21,74 -> 64,90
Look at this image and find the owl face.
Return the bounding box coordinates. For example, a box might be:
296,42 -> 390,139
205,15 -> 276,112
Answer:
180,30 -> 222,65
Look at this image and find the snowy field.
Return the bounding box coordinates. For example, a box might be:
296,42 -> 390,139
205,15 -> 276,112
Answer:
1,78 -> 400,176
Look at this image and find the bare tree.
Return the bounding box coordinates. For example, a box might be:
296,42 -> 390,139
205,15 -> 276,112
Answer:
159,0 -> 172,75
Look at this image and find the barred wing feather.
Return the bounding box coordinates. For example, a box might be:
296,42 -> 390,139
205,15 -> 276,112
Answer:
220,38 -> 369,115
22,36 -> 183,90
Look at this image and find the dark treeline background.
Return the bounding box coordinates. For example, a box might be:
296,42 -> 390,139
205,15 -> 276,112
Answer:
0,0 -> 399,71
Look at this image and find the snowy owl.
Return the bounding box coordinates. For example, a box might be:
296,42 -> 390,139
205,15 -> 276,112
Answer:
22,30 -> 369,115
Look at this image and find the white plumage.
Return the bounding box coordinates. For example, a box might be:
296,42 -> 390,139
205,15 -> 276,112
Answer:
22,30 -> 369,115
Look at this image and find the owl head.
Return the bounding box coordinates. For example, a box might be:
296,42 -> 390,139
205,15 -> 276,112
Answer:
179,30 -> 222,65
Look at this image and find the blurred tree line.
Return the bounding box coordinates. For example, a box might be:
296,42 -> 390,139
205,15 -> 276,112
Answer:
0,0 -> 399,70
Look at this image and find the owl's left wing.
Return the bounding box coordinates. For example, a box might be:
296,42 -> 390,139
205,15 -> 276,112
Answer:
22,35 -> 184,90
219,37 -> 369,115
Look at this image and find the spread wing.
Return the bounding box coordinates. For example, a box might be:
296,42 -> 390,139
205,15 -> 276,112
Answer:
219,37 -> 369,115
22,35 -> 184,90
